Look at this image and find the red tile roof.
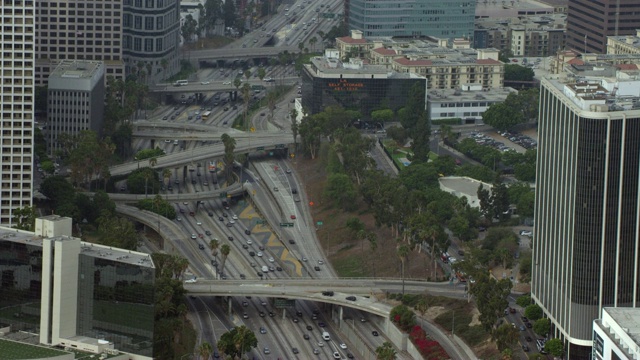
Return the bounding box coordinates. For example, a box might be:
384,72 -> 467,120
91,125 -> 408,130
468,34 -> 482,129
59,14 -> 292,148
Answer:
393,57 -> 432,66
616,63 -> 638,70
566,58 -> 584,65
337,36 -> 367,44
373,47 -> 397,55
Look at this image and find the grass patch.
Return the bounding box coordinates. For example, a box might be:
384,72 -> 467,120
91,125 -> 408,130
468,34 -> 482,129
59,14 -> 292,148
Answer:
0,339 -> 69,360
166,60 -> 197,83
332,255 -> 366,277
433,306 -> 490,347
0,304 -> 40,325
93,300 -> 154,330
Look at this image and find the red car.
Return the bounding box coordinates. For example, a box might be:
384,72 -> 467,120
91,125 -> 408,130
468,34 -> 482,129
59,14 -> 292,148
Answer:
198,234 -> 204,239
290,215 -> 296,219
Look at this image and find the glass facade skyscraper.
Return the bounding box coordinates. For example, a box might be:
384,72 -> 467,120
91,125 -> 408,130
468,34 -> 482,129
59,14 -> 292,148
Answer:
0,216 -> 155,358
533,77 -> 640,359
346,0 -> 476,39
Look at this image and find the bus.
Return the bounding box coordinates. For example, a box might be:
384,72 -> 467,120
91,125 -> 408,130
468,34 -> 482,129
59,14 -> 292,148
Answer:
202,111 -> 212,120
208,161 -> 217,172
173,79 -> 188,86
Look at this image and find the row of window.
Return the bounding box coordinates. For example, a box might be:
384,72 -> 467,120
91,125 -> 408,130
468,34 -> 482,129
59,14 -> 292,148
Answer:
123,14 -> 166,31
124,0 -> 170,8
439,102 -> 494,107
38,10 -> 121,17
123,37 -> 164,52
39,2 -> 121,9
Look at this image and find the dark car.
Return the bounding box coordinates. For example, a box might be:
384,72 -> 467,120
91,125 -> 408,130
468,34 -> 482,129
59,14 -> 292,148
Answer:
372,331 -> 379,336
314,266 -> 321,271
289,239 -> 296,244
303,334 -> 310,340
218,216 -> 224,221
322,291 -> 334,296
522,345 -> 530,352
306,325 -> 313,331
525,336 -> 532,342
245,229 -> 251,235
521,316 -> 528,322
346,296 -> 356,301
292,348 -> 299,354
208,212 -> 213,217
205,230 -> 212,235
228,236 -> 233,241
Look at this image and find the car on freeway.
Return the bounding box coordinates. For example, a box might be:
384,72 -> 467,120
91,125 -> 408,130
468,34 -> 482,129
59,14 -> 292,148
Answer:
184,278 -> 197,283
190,234 -> 197,239
317,341 -> 324,347
289,239 -> 296,244
246,239 -> 253,245
314,266 -> 321,271
263,347 -> 270,354
290,214 -> 297,219
303,334 -> 310,340
260,327 -> 267,334
223,81 -> 231,85
201,81 -> 210,85
346,296 -> 356,301
306,325 -> 313,331
257,252 -> 263,257
268,257 -> 274,263
322,291 -> 334,296
205,230 -> 211,236
372,330 -> 379,336
333,352 -> 341,359
245,229 -> 251,235
196,221 -> 202,226
313,348 -> 320,355
339,343 -> 347,349
218,216 -> 223,221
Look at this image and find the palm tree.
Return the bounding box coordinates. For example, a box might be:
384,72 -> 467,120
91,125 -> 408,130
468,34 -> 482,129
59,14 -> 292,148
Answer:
149,157 -> 158,168
241,83 -> 251,130
221,134 -> 236,184
163,168 -> 172,188
209,239 -> 220,257
375,342 -> 397,360
397,244 -> 409,295
145,62 -> 153,84
160,58 -> 168,81
197,342 -> 213,360
220,244 -> 231,276
309,36 -> 317,51
367,231 -> 378,277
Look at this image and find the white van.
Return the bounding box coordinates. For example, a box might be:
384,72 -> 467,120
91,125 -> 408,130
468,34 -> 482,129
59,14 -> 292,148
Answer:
322,331 -> 330,341
261,265 -> 269,273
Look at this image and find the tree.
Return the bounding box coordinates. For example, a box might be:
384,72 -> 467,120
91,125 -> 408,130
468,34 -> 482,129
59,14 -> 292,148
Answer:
257,67 -> 266,81
209,239 -> 220,259
323,173 -> 358,211
241,83 -> 251,129
375,341 -> 397,360
219,244 -> 231,275
389,304 -> 416,331
533,318 -> 550,336
544,338 -> 564,357
197,341 -> 213,360
524,304 -> 543,321
222,0 -> 236,28
203,0 -> 223,36
470,274 -> 513,331
386,125 -> 408,146
371,108 -> 394,123
492,322 -> 520,351
40,175 -> 76,209
12,206 -> 36,231
221,133 -> 236,184
397,244 -> 410,294
217,325 -> 257,358
482,102 -> 524,131
96,213 -> 139,250
504,64 -> 535,82
345,217 -> 365,237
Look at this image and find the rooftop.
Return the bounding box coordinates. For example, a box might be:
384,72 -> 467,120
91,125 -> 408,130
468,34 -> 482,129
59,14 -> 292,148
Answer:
49,60 -> 103,80
428,87 -> 517,103
0,225 -> 154,269
603,307 -> 640,350
476,13 -> 567,32
307,56 -> 424,79
439,176 -> 493,198
475,0 -> 554,18
0,338 -> 71,360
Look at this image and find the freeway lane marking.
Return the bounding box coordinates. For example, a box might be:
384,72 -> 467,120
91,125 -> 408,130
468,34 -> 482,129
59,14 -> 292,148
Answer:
280,248 -> 302,276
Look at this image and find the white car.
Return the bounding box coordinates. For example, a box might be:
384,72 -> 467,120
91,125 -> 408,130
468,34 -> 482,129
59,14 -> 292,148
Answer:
229,220 -> 236,224
268,257 -> 275,263
176,217 -> 182,221
520,230 -> 533,236
190,234 -> 197,239
184,278 -> 197,283
333,352 -> 341,359
257,252 -> 263,257
247,239 -> 253,245
201,81 -> 210,85
339,343 -> 347,350
232,215 -> 238,220
317,341 -> 324,347
223,81 -> 231,85
196,221 -> 202,226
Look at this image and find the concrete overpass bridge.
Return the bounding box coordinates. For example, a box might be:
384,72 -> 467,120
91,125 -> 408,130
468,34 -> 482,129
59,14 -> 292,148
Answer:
150,77 -> 298,95
187,45 -> 298,63
109,135 -> 294,176
131,123 -> 292,142
95,182 -> 244,203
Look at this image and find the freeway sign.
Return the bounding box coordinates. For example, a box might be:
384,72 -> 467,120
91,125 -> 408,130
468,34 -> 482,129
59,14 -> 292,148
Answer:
323,13 -> 335,18
274,298 -> 296,308
275,144 -> 285,149
219,192 -> 227,198
317,221 -> 323,226
279,222 -> 294,227
257,146 -> 265,151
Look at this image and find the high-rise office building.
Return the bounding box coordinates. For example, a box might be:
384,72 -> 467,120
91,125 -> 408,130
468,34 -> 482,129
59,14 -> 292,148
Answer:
566,0 -> 640,54
533,74 -> 640,359
35,0 -> 180,86
346,0 -> 475,39
0,215 -> 155,358
0,0 -> 35,226
47,60 -> 105,156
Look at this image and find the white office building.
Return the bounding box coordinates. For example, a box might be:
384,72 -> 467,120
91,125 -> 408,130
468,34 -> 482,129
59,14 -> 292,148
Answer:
593,308 -> 640,360
0,0 -> 35,226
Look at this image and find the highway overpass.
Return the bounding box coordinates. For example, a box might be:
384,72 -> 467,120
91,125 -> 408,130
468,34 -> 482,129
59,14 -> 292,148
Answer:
150,77 -> 298,95
109,136 -> 294,176
93,182 -> 244,203
186,45 -> 298,62
132,123 -> 292,141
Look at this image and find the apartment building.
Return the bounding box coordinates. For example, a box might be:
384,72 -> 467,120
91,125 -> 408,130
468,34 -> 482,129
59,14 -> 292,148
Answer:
0,0 -> 35,226
607,30 -> 640,56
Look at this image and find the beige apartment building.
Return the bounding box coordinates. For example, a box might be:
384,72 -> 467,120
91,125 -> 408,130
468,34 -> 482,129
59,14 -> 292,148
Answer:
607,30 -> 640,55
0,0 -> 35,225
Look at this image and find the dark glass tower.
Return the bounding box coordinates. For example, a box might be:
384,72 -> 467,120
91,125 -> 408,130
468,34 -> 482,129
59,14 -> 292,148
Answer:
566,0 -> 640,54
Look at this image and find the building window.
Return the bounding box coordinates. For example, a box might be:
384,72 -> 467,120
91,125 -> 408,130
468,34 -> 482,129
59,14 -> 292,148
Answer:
134,37 -> 141,51
145,38 -> 153,52
145,16 -> 153,30
134,16 -> 142,30
156,38 -> 163,51
156,17 -> 163,30
145,0 -> 154,7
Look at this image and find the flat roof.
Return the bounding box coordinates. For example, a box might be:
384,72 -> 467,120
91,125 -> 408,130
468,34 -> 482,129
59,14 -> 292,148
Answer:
49,60 -> 103,80
307,56 -> 424,79
0,338 -> 71,360
429,87 -> 517,103
439,176 -> 492,197
603,307 -> 640,348
0,226 -> 154,269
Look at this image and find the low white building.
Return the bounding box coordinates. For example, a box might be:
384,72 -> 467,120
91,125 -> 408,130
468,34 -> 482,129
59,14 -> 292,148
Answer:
428,85 -> 517,125
438,176 -> 492,208
593,307 -> 640,360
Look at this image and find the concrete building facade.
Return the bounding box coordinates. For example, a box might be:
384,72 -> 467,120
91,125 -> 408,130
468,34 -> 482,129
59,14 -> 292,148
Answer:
533,73 -> 640,358
0,0 -> 35,226
592,307 -> 640,360
0,215 -> 155,358
566,0 -> 640,54
346,0 -> 476,40
46,60 -> 105,156
35,0 -> 180,86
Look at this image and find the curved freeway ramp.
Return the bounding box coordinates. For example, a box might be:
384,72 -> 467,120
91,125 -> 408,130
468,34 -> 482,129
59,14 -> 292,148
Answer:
90,182 -> 244,203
